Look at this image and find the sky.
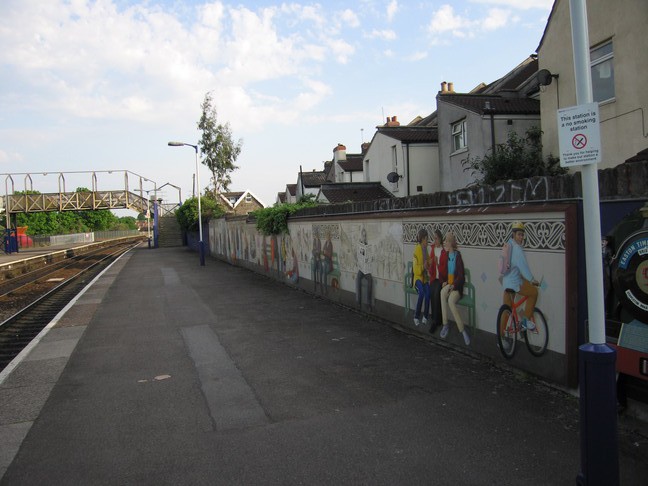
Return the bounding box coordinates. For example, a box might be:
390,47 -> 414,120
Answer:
0,0 -> 555,210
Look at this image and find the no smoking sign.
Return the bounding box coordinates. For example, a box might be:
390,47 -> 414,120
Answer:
572,133 -> 587,149
557,102 -> 601,167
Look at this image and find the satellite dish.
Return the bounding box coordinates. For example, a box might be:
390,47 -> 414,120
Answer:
386,172 -> 401,183
537,69 -> 555,86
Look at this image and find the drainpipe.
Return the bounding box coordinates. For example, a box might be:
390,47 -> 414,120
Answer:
484,101 -> 496,155
406,143 -> 411,196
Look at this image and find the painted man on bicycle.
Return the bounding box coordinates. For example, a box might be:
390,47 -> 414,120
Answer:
502,221 -> 540,330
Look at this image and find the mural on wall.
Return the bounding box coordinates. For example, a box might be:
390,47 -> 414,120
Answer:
495,220 -> 549,359
309,223 -> 340,295
210,212 -> 572,384
338,222 -> 404,311
401,217 -> 565,354
211,215 -> 566,356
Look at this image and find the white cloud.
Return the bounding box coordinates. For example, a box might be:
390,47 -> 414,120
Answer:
325,38 -> 356,64
428,5 -> 476,38
340,8 -> 360,28
469,0 -> 553,9
406,51 -> 428,62
427,4 -> 518,40
386,0 -> 399,22
482,8 -> 515,31
0,0 -> 354,130
366,29 -> 397,41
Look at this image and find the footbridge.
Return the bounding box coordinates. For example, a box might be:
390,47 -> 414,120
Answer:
1,170 -> 159,221
2,170 -> 184,252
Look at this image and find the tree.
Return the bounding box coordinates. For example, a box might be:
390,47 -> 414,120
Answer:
13,188 -> 134,234
197,92 -> 242,194
176,195 -> 226,232
462,126 -> 566,185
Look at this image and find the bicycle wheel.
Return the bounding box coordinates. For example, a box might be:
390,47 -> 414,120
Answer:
524,308 -> 549,357
496,305 -> 516,359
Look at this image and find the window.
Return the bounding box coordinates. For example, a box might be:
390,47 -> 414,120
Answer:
591,41 -> 614,103
451,119 -> 467,152
245,194 -> 252,202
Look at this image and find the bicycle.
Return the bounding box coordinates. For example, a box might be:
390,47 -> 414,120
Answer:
496,286 -> 549,359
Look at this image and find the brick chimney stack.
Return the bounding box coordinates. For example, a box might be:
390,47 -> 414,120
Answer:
385,116 -> 400,127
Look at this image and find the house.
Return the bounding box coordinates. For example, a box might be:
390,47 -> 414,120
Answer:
328,143 -> 366,183
537,0 -> 648,169
285,184 -> 297,203
276,183 -> 297,205
315,182 -> 393,204
436,57 -> 542,191
362,115 -> 439,197
295,169 -> 327,201
219,190 -> 264,215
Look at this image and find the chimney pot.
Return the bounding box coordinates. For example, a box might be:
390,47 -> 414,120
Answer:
441,81 -> 448,93
448,82 -> 454,93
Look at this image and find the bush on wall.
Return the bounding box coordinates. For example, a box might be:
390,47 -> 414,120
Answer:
252,196 -> 316,235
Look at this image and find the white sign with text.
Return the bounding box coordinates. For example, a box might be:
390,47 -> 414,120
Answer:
557,102 -> 602,167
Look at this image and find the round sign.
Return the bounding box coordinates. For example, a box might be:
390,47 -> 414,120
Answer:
572,133 -> 587,150
612,230 -> 648,323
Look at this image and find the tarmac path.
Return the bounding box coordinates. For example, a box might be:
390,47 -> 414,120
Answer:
1,247 -> 646,485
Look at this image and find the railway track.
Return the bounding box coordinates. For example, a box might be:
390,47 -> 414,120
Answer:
0,240 -> 140,372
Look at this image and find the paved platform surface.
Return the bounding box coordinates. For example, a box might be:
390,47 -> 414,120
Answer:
1,246 -> 647,485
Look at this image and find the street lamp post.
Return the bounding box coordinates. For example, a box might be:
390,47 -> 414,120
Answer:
168,141 -> 205,266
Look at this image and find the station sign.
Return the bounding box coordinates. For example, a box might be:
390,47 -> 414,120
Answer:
557,102 -> 601,167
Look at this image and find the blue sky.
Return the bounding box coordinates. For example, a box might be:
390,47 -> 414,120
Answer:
0,0 -> 554,209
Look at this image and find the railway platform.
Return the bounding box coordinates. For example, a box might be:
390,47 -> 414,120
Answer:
1,246 -> 647,485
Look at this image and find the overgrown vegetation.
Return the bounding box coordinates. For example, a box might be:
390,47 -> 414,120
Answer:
175,195 -> 225,231
462,127 -> 566,185
6,189 -> 138,235
252,196 -> 317,235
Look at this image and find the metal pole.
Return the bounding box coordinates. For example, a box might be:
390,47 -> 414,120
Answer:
569,1 -> 619,484
194,145 -> 205,266
147,195 -> 152,248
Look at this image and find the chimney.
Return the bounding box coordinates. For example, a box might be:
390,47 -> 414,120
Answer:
361,142 -> 370,154
441,81 -> 448,93
385,116 -> 401,127
448,82 -> 455,93
333,143 -> 347,162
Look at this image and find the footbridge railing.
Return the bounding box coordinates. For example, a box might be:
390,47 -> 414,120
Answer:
1,170 -> 167,228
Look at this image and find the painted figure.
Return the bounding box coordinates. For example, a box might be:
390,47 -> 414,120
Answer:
356,226 -> 374,310
439,232 -> 470,345
501,221 -> 539,330
412,228 -> 431,327
322,229 -> 333,294
312,227 -> 322,291
428,229 -> 444,334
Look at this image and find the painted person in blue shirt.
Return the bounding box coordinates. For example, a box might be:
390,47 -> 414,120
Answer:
502,221 -> 540,330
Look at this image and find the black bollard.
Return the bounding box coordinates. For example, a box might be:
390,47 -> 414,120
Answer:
577,343 -> 619,485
